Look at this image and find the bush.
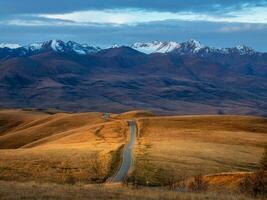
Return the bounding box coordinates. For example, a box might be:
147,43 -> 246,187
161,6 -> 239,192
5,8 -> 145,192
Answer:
239,171 -> 267,197
240,145 -> 267,197
188,175 -> 208,192
63,174 -> 76,185
155,168 -> 187,191
260,145 -> 267,170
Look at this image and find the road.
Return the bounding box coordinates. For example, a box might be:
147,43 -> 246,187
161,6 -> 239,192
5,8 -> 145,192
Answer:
112,120 -> 136,182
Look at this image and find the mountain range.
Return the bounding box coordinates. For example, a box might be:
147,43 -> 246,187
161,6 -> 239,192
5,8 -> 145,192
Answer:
0,39 -> 266,115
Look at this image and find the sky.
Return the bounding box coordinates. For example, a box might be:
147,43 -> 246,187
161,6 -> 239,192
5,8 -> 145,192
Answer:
0,0 -> 267,51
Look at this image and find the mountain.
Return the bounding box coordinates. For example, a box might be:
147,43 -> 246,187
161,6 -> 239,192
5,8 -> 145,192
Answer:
131,39 -> 259,56
0,44 -> 21,49
0,40 -> 101,60
131,41 -> 181,54
0,39 -> 266,115
0,39 -> 262,57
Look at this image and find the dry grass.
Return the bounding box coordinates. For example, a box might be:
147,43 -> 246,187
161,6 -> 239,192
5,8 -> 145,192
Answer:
132,115 -> 267,186
0,110 -> 107,148
0,109 -> 129,183
0,181 -> 258,200
114,110 -> 155,120
0,110 -> 266,195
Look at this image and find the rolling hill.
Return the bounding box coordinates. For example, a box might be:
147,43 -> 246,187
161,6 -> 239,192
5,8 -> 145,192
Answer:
0,109 -> 266,187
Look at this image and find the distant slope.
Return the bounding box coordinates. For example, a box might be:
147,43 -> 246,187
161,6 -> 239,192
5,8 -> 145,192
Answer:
0,110 -> 106,149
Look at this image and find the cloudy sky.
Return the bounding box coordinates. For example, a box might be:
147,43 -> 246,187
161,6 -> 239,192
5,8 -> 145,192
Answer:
0,0 -> 267,51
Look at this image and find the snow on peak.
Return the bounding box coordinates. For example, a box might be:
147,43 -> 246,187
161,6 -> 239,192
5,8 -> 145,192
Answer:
50,39 -> 64,52
0,43 -> 21,49
179,39 -> 204,53
111,44 -> 121,48
25,42 -> 43,51
219,45 -> 256,55
0,39 -> 258,57
66,41 -> 101,54
23,40 -> 101,55
235,45 -> 255,55
131,41 -> 180,54
131,39 -> 205,54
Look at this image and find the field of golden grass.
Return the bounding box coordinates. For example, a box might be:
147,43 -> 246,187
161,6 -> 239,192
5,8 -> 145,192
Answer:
0,109 -> 129,183
0,181 -> 258,200
132,115 -> 267,186
0,109 -> 266,198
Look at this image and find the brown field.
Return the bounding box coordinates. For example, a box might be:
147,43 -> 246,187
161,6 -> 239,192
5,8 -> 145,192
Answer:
0,109 -> 129,183
0,181 -> 259,200
132,115 -> 267,186
0,109 -> 266,199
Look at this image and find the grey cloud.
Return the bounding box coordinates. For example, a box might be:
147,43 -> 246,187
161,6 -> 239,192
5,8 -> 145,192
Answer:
0,0 -> 266,14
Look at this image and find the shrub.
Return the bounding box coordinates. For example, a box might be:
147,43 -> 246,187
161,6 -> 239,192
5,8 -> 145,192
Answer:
64,174 -> 76,185
188,175 -> 208,192
239,171 -> 267,197
89,153 -> 108,183
260,145 -> 267,170
155,168 -> 187,191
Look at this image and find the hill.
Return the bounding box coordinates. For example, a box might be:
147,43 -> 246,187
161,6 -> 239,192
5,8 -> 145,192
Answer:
131,115 -> 267,185
0,109 -> 129,183
0,110 -> 266,188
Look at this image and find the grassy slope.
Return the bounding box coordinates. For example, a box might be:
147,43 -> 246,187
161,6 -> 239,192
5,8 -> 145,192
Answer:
0,181 -> 255,200
0,110 -> 266,190
133,115 -> 267,186
0,109 -> 129,183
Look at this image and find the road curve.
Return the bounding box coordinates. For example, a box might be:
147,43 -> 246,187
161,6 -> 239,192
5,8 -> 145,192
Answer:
112,120 -> 136,182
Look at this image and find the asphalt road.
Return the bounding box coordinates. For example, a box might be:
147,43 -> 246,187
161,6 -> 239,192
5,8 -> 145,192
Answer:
112,120 -> 136,182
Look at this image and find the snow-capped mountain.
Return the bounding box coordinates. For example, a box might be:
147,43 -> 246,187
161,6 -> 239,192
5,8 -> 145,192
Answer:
175,39 -> 204,54
27,40 -> 102,55
131,39 -> 204,54
0,43 -> 21,49
0,40 -> 101,58
131,41 -> 180,54
0,39 -> 261,59
222,45 -> 256,55
131,39 -> 258,56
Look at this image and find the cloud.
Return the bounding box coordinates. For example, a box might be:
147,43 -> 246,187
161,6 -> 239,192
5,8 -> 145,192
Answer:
0,15 -> 77,26
0,0 -> 266,14
218,24 -> 267,32
1,1 -> 267,27
0,1 -> 267,51
38,6 -> 267,25
0,20 -> 267,51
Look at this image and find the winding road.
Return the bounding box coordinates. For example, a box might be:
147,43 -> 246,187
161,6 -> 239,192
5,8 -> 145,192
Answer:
112,120 -> 136,182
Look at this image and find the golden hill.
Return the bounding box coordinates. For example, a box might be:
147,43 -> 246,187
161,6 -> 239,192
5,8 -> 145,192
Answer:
0,110 -> 266,190
132,115 -> 267,185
